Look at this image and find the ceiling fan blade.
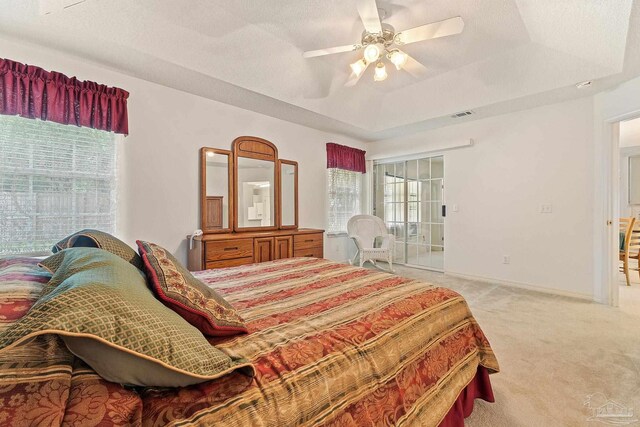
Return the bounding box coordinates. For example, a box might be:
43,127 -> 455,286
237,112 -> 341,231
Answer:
39,0 -> 86,15
303,44 -> 361,58
357,0 -> 382,34
400,52 -> 428,78
344,62 -> 371,87
63,0 -> 87,8
395,16 -> 464,45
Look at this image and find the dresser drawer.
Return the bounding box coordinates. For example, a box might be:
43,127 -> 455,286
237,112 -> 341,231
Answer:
294,233 -> 323,250
206,257 -> 254,269
294,246 -> 324,259
205,239 -> 254,261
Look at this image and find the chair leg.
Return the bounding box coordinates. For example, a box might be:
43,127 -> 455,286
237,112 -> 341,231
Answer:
359,254 -> 364,267
388,255 -> 394,273
350,249 -> 359,266
624,256 -> 631,286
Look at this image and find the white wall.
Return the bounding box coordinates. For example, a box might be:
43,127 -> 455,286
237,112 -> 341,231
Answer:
368,97 -> 595,299
0,37 -> 364,264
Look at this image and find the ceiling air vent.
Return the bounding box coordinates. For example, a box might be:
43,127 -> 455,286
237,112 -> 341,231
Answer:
451,110 -> 474,118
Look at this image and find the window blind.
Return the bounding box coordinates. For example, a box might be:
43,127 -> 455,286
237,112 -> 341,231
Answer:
327,168 -> 363,234
0,116 -> 117,255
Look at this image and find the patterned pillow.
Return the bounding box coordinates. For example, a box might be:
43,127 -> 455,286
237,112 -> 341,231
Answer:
0,248 -> 254,387
38,250 -> 67,275
52,229 -> 143,270
136,240 -> 248,337
0,257 -> 52,328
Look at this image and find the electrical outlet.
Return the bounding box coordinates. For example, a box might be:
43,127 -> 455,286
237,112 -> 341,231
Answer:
502,255 -> 510,264
539,204 -> 553,214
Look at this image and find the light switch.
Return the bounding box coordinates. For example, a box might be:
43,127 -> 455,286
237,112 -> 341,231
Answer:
452,204 -> 459,212
540,204 -> 553,214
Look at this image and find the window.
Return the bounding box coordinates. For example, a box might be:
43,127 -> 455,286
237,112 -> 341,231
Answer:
327,168 -> 363,234
0,116 -> 117,255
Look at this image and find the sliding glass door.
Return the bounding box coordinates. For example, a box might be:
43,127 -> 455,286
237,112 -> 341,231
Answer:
372,156 -> 444,270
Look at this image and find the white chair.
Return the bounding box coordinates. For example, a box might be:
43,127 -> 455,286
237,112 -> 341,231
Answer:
347,215 -> 395,272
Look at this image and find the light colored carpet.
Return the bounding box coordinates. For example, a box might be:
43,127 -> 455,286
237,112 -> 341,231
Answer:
390,265 -> 640,426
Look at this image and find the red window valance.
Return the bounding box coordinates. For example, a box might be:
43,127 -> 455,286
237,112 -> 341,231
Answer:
0,58 -> 129,135
326,143 -> 366,173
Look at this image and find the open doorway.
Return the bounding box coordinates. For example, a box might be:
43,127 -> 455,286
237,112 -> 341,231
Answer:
617,116 -> 640,312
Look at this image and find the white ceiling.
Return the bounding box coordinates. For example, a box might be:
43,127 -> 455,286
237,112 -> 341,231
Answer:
0,0 -> 639,141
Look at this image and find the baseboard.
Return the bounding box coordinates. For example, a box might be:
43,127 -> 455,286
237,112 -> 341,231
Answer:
444,271 -> 594,301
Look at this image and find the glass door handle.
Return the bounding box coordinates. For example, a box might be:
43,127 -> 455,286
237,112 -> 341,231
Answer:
441,205 -> 446,218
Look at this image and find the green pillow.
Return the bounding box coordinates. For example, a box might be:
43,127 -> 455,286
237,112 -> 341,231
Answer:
0,248 -> 253,387
52,229 -> 144,270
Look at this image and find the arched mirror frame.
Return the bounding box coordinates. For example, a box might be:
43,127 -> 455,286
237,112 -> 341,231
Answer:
232,136 -> 280,232
278,159 -> 298,230
200,147 -> 233,234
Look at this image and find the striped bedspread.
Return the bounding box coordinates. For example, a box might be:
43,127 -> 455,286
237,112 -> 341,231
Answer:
0,256 -> 498,426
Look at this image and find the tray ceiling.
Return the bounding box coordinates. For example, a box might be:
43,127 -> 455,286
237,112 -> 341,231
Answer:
0,0 -> 638,141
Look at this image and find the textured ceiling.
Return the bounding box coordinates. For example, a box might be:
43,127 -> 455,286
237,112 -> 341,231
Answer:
0,0 -> 638,141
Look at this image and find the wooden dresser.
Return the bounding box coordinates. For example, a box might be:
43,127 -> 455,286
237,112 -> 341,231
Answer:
188,228 -> 324,271
193,136 -> 322,271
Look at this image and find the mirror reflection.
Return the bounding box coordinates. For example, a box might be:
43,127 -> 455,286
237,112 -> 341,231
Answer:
204,151 -> 229,230
281,162 -> 296,227
237,157 -> 275,227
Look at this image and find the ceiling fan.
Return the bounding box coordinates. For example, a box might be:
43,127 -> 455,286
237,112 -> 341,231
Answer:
302,0 -> 464,86
39,0 -> 87,16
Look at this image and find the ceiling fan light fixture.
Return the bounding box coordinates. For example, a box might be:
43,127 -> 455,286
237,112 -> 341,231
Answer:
374,62 -> 388,82
350,58 -> 368,77
302,1 -> 464,87
389,50 -> 408,70
363,44 -> 382,63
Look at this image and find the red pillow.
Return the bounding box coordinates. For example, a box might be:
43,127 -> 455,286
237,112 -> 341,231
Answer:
136,240 -> 247,336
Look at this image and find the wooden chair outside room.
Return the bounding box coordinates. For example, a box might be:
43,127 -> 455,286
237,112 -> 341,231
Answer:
620,217 -> 639,286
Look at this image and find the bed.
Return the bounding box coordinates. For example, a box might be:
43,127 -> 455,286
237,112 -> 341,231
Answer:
0,256 -> 499,426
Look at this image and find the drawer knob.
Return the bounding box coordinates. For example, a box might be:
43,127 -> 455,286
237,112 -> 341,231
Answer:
224,247 -> 239,251
305,239 -> 314,242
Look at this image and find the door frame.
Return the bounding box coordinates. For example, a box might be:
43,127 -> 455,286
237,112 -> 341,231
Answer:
600,109 -> 640,306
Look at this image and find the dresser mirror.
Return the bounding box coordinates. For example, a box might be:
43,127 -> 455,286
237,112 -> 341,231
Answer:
236,157 -> 275,228
200,148 -> 233,233
232,136 -> 280,232
200,137 -> 302,233
279,160 -> 298,229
